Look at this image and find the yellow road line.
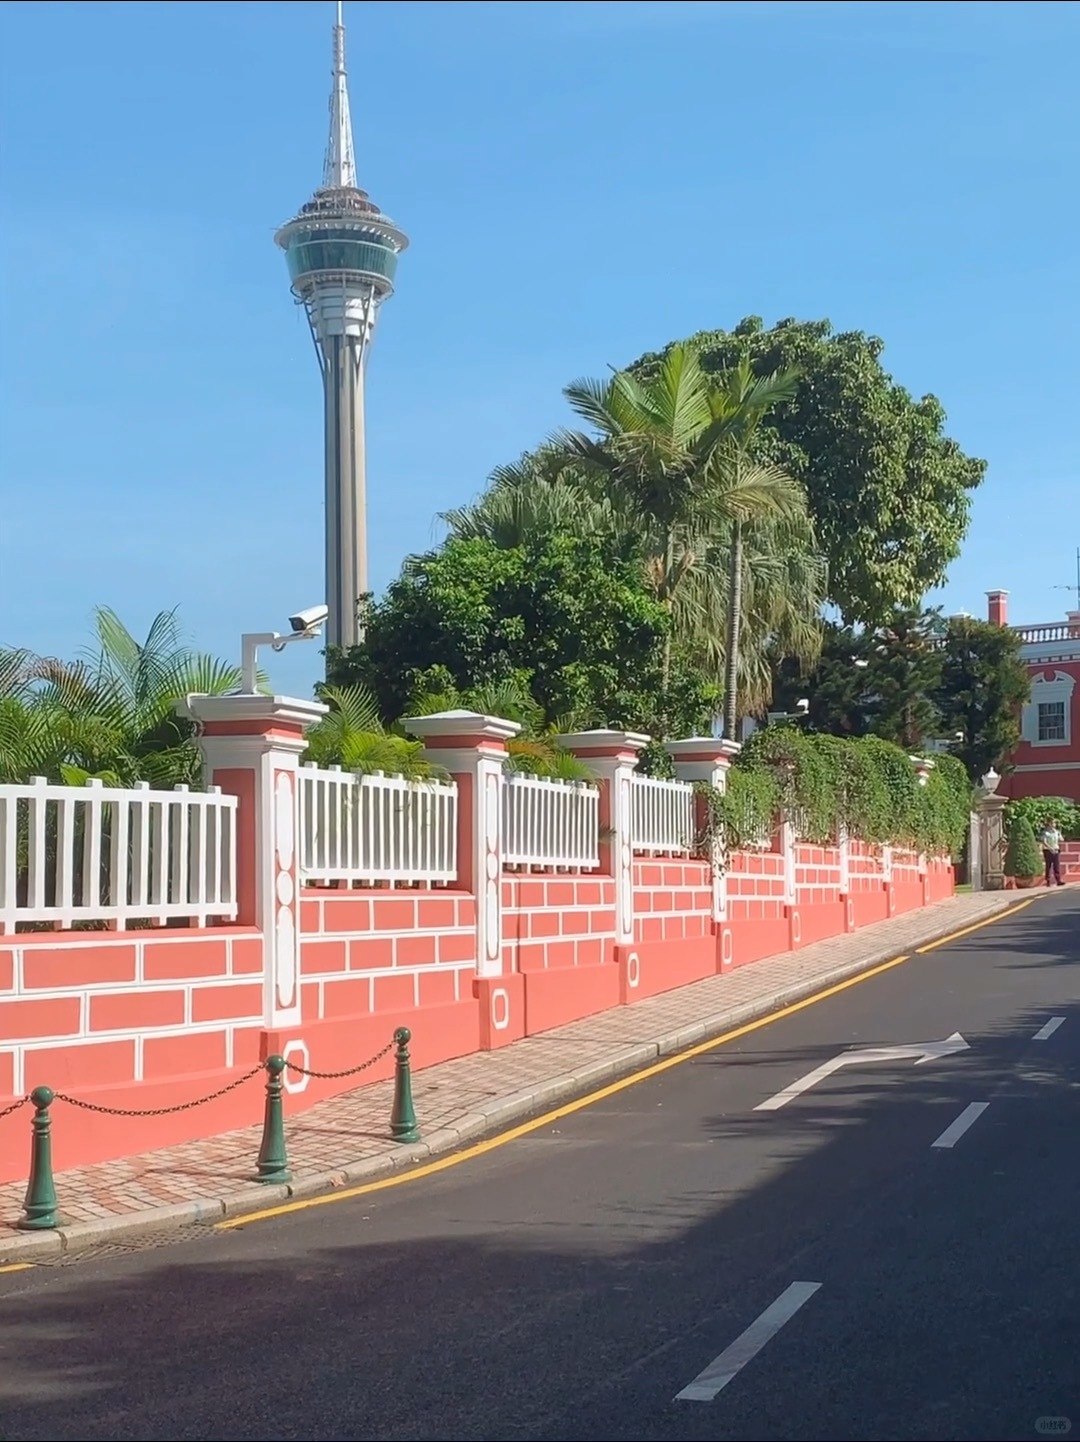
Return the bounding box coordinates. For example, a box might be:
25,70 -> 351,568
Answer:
914,896 -> 1033,952
0,1263 -> 33,1275
218,896 -> 1033,1232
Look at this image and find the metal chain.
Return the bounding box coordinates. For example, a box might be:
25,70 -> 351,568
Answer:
28,1038 -> 396,1119
284,1039 -> 394,1081
53,1064 -> 264,1119
0,1095 -> 28,1121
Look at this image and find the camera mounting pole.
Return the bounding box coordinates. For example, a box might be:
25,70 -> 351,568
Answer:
239,625 -> 324,695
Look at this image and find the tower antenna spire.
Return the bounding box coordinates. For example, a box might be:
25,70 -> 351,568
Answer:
323,0 -> 357,189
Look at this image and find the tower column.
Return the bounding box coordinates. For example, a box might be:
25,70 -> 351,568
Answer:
323,334 -> 367,651
275,1 -> 408,667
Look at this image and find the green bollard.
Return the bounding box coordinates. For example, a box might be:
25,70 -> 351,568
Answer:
18,1087 -> 59,1231
255,1055 -> 292,1185
390,1027 -> 419,1143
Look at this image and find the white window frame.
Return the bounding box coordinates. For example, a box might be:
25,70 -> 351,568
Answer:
1022,670 -> 1074,749
1037,699 -> 1066,744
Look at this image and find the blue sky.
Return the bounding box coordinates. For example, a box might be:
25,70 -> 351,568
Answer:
1,0 -> 1078,696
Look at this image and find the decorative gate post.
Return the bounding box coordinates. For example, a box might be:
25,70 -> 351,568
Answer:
665,737 -> 740,970
184,694 -> 327,1034
976,793 -> 1008,890
405,710 -> 521,1048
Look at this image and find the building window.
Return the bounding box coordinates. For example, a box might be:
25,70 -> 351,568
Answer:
1037,700 -> 1066,742
1023,670 -> 1074,748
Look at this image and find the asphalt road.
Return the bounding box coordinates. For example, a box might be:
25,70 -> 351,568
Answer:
1,890 -> 1078,1442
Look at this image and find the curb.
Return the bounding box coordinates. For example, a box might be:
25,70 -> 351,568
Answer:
0,891 -> 1030,1265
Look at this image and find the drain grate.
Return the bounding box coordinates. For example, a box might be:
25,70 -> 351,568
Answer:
30,1222 -> 222,1266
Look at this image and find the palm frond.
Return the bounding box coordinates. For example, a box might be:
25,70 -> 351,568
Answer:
316,682 -> 384,734
561,377 -> 627,438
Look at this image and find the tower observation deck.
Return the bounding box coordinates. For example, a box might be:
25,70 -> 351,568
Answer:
275,1 -> 409,654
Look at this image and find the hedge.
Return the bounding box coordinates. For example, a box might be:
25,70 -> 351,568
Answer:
707,728 -> 971,857
1004,795 -> 1080,842
1004,814 -> 1041,879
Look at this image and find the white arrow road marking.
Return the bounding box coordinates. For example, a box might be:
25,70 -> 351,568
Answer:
754,1032 -> 969,1111
1033,1017 -> 1065,1041
931,1101 -> 989,1149
675,1282 -> 822,1403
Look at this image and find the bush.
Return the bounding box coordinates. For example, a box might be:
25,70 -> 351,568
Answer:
1005,795 -> 1080,843
1004,814 -> 1042,880
708,729 -> 971,857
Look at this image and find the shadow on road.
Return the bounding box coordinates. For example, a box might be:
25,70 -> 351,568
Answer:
0,946 -> 1078,1442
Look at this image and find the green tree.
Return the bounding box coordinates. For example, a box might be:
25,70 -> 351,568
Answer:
328,531 -> 718,740
934,616 -> 1030,783
444,450 -> 825,726
773,621 -> 876,737
632,317 -> 986,624
775,607 -> 945,750
863,607 -> 946,750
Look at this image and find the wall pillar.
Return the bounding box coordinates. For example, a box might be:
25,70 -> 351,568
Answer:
561,730 -> 649,999
405,709 -> 521,1048
882,842 -> 896,916
665,737 -> 740,970
184,694 -> 327,1032
838,826 -> 855,931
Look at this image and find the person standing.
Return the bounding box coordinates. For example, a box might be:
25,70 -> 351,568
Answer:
1039,819 -> 1065,887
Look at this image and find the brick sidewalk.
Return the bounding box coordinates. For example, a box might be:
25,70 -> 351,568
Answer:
0,890 -> 1033,1262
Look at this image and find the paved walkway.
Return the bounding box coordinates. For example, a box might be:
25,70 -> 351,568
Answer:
0,890 -> 1034,1262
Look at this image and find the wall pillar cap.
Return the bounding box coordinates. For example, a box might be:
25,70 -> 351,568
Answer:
179,694 -> 328,731
560,729 -> 650,759
978,792 -> 1008,812
404,709 -> 522,744
665,737 -> 741,763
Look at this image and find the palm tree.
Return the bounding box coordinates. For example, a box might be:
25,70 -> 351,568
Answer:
674,511 -> 827,723
702,357 -> 819,739
0,608 -> 243,787
556,346 -> 819,730
555,344 -> 737,693
437,445 -> 613,554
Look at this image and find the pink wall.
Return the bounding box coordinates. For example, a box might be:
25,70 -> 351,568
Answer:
723,847 -> 788,966
0,757 -> 957,1187
501,873 -> 618,1036
0,928 -> 269,1177
629,858 -> 715,998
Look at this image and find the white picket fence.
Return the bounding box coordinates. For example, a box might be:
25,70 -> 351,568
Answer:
0,777 -> 238,934
298,764 -> 458,886
503,773 -> 599,871
631,774 -> 694,854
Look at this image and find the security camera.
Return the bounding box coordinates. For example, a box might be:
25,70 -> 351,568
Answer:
796,698 -> 809,715
240,604 -> 330,689
288,604 -> 329,635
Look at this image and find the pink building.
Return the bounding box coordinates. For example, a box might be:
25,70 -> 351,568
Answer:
986,590 -> 1080,805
